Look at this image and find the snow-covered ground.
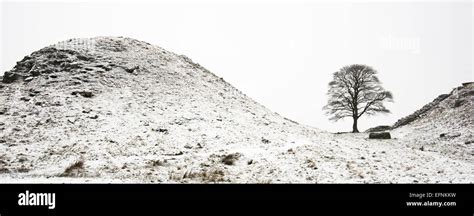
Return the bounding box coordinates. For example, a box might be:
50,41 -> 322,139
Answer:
0,37 -> 472,183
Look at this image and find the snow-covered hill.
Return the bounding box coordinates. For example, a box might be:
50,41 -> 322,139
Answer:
392,83 -> 474,162
0,37 -> 472,183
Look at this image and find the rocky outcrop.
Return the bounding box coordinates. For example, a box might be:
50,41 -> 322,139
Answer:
392,93 -> 450,128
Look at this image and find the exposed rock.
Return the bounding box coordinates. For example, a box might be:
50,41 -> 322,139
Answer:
440,133 -> 461,139
60,160 -> 85,177
0,108 -> 7,115
2,71 -> 23,83
125,66 -> 139,73
72,90 -> 94,98
76,54 -> 94,61
29,89 -> 41,95
453,99 -> 465,108
393,84 -> 473,129
369,132 -> 391,139
221,153 -> 241,165
462,82 -> 473,87
67,118 -> 76,124
24,77 -> 34,82
261,137 -> 270,144
31,70 -> 41,76
153,128 -> 169,134
392,94 -> 450,128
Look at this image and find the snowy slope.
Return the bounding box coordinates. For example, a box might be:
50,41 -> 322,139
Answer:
0,37 -> 472,183
392,83 -> 474,162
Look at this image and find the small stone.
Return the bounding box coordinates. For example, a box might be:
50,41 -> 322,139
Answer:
221,153 -> 241,165
89,115 -> 99,119
125,66 -> 139,73
29,89 -> 41,94
154,128 -> 169,134
24,77 -> 34,82
72,91 -> 94,98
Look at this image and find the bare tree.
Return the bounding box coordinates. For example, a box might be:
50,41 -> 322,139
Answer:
323,64 -> 393,133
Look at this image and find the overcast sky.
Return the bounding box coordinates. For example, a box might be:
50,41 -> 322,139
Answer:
1,0 -> 472,132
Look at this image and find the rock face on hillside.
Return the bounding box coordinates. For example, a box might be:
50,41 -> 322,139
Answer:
393,83 -> 473,129
0,37 -> 472,183
392,83 -> 474,161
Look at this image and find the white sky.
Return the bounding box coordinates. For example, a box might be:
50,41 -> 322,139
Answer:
1,0 -> 472,132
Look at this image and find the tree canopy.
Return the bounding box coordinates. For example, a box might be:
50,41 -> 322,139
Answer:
323,64 -> 393,132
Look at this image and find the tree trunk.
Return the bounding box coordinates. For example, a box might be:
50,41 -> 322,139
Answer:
352,117 -> 359,133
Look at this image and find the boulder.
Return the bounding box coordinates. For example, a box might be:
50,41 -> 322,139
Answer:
2,72 -> 23,83
369,132 -> 391,139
